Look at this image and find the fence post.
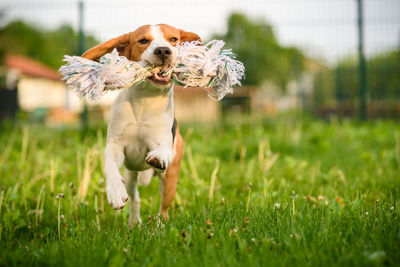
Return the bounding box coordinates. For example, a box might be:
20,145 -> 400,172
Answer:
357,0 -> 367,120
78,0 -> 88,131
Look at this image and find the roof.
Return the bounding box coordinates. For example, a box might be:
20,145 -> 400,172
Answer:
5,55 -> 62,81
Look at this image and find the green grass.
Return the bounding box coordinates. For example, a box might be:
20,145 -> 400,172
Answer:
0,115 -> 399,266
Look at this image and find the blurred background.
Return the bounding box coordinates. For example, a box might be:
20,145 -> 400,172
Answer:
0,0 -> 399,125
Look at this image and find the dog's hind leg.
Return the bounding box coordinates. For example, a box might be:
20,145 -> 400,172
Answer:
125,169 -> 141,227
137,168 -> 154,186
159,131 -> 184,221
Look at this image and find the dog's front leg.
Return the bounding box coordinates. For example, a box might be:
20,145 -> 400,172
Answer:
145,133 -> 173,171
104,142 -> 129,210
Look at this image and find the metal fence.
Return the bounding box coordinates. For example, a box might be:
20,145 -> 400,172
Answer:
1,0 -> 399,119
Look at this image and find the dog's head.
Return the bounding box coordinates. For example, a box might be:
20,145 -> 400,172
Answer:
82,24 -> 201,88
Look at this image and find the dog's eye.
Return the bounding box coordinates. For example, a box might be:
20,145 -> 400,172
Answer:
169,37 -> 178,42
139,39 -> 149,44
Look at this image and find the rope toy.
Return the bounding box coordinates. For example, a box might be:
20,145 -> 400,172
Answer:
59,40 -> 245,101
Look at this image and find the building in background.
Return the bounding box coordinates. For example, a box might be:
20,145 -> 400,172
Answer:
0,54 -> 223,124
2,54 -> 79,123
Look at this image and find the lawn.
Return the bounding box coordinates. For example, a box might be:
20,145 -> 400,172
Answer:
0,115 -> 399,266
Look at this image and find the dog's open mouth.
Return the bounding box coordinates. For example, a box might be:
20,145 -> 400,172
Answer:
148,71 -> 172,85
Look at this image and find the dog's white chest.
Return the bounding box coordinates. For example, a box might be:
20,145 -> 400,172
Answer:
106,84 -> 174,171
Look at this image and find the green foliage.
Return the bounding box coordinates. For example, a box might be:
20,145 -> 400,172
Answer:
0,20 -> 98,69
0,116 -> 399,266
367,50 -> 400,100
314,50 -> 400,105
214,13 -> 304,88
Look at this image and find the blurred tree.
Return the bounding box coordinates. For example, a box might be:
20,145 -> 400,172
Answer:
0,20 -> 98,69
213,13 -> 304,88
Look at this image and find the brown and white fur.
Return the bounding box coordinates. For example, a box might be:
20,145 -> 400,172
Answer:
82,24 -> 201,225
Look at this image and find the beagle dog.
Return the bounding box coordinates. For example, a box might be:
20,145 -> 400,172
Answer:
82,24 -> 201,225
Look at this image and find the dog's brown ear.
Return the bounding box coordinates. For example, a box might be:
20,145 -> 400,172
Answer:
179,30 -> 202,44
82,33 -> 131,60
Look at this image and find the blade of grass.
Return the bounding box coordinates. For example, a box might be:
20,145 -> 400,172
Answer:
208,159 -> 220,203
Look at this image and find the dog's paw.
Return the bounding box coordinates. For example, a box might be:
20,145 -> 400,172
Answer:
145,148 -> 172,170
106,178 -> 129,210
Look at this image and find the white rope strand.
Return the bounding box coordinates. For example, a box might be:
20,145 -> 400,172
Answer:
59,40 -> 245,101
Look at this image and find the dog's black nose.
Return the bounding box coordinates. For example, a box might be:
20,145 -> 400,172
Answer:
154,47 -> 171,60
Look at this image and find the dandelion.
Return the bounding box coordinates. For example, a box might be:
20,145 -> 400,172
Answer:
251,238 -> 256,243
274,203 -> 281,210
365,212 -> 369,216
56,193 -> 64,240
69,182 -> 76,195
318,195 -> 325,201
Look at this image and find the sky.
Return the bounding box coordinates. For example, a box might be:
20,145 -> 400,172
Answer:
1,0 -> 399,64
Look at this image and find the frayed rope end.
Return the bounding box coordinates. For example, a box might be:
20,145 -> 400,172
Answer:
59,40 -> 245,102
